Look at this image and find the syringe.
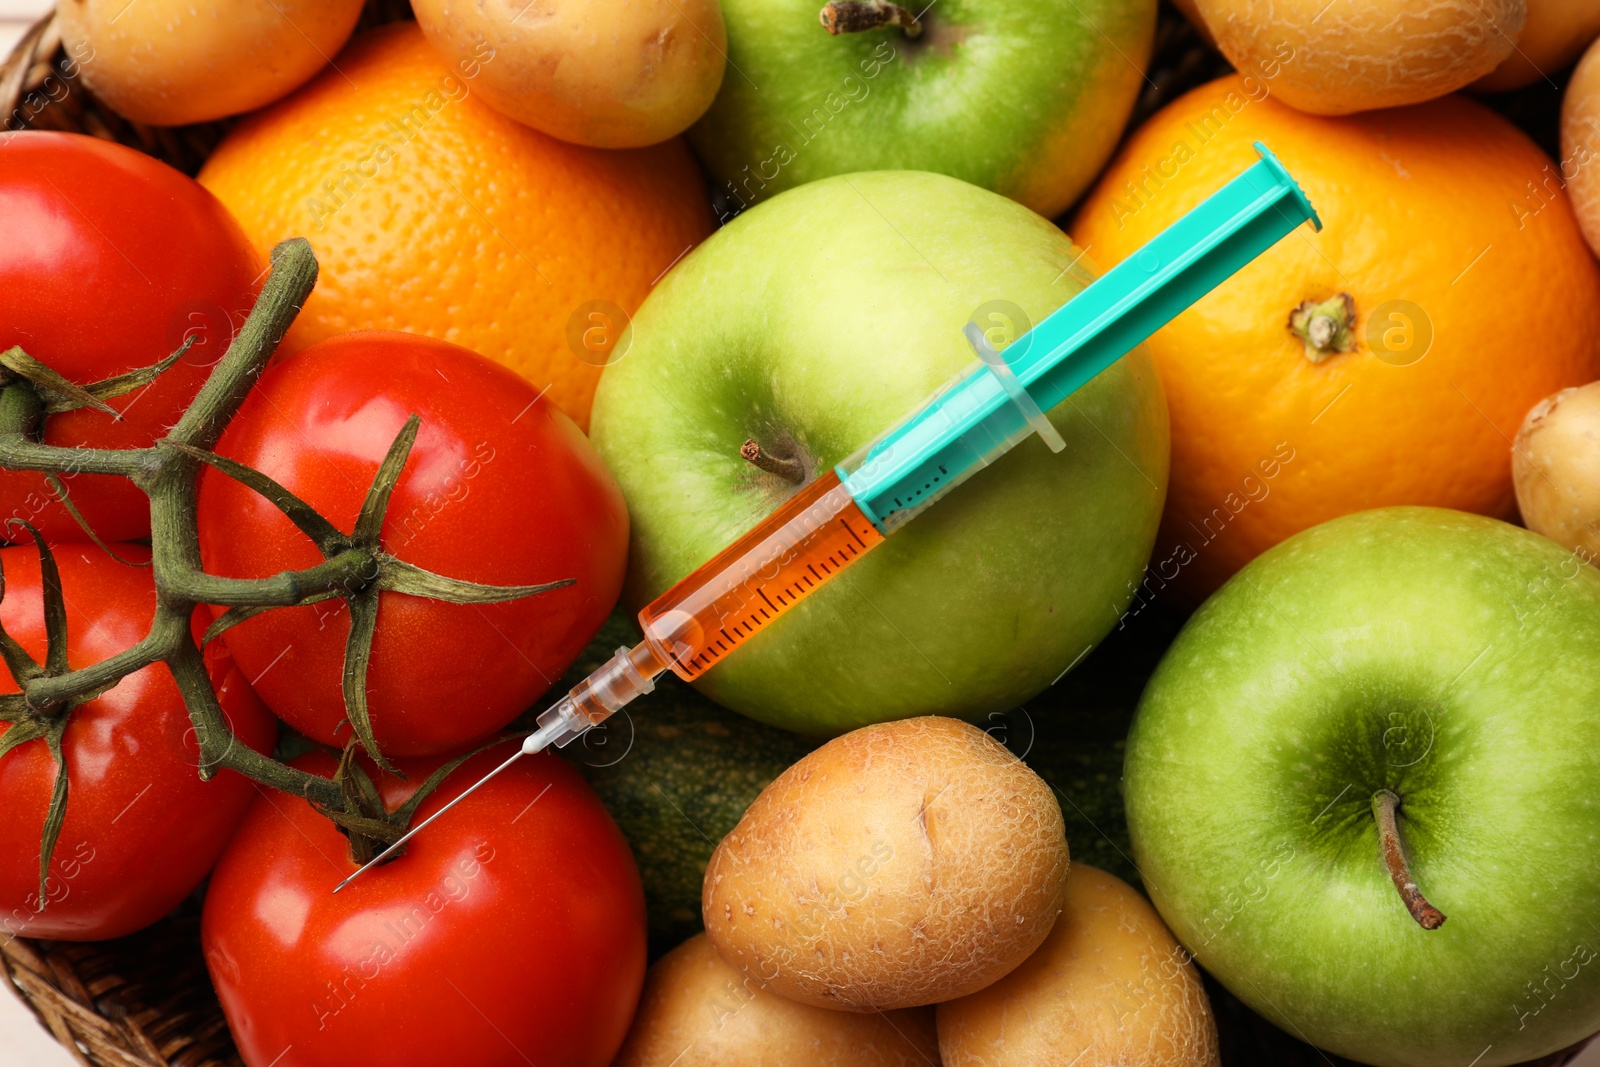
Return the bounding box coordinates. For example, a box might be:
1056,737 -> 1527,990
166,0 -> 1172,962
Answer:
333,142 -> 1319,892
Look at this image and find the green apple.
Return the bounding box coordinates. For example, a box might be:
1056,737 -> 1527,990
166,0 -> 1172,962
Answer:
1124,507 -> 1600,1067
689,0 -> 1154,222
589,170 -> 1168,734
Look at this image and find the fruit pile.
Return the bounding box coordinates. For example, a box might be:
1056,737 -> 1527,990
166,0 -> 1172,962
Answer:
2,2 -> 1600,1066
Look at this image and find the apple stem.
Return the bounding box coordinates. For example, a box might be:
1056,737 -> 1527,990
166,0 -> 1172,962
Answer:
1372,789 -> 1446,930
741,439 -> 806,483
819,0 -> 924,38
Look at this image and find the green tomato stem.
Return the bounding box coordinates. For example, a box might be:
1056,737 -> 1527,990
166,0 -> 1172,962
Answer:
0,235 -> 575,876
157,548 -> 376,608
0,381 -> 155,478
166,636 -> 343,807
0,239 -> 347,815
22,627 -> 170,709
165,239 -> 320,452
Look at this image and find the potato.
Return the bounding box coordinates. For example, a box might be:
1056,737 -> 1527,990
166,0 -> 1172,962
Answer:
702,716 -> 1069,1011
1193,0 -> 1525,114
938,864 -> 1220,1067
1477,0 -> 1600,91
613,934 -> 942,1066
59,0 -> 365,127
412,0 -> 727,148
1513,381 -> 1600,565
1564,37 -> 1600,259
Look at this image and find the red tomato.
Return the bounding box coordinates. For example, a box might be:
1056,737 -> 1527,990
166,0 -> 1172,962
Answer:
0,132 -> 262,544
203,744 -> 646,1067
0,544 -> 277,940
196,331 -> 629,757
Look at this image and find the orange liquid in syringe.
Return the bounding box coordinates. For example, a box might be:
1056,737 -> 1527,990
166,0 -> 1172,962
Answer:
637,470 -> 885,681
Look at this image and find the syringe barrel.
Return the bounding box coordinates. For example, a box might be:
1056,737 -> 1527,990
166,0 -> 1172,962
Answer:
840,142 -> 1318,534
631,145 -> 1315,681
636,469 -> 885,680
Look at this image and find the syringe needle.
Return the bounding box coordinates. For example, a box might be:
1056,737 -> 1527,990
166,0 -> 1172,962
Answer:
331,744 -> 528,893
329,145 -> 1319,895
331,644 -> 662,893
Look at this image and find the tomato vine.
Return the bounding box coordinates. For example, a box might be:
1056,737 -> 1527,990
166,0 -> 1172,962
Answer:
0,239 -> 571,903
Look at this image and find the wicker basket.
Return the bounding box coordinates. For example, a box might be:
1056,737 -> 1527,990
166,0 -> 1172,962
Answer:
0,3 -> 1592,1066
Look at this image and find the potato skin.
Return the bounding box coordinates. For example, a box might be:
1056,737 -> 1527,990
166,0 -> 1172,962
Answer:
1513,382 -> 1600,564
1195,0 -> 1524,114
937,864 -> 1220,1067
412,0 -> 727,148
613,934 -> 941,1066
59,0 -> 365,126
702,716 -> 1069,1011
1564,38 -> 1600,260
1476,0 -> 1600,91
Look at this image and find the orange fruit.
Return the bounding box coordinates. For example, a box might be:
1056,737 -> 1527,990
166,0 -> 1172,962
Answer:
199,23 -> 713,431
1074,76 -> 1600,602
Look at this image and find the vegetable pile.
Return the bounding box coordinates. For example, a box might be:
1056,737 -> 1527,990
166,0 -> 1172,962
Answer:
6,2 -> 1600,1067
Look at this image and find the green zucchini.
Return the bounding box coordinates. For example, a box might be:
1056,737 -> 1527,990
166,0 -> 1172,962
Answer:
548,604 -> 1183,956
546,612 -> 815,955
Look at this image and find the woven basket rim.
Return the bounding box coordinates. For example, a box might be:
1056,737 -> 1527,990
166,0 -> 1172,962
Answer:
1,10 -> 60,120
